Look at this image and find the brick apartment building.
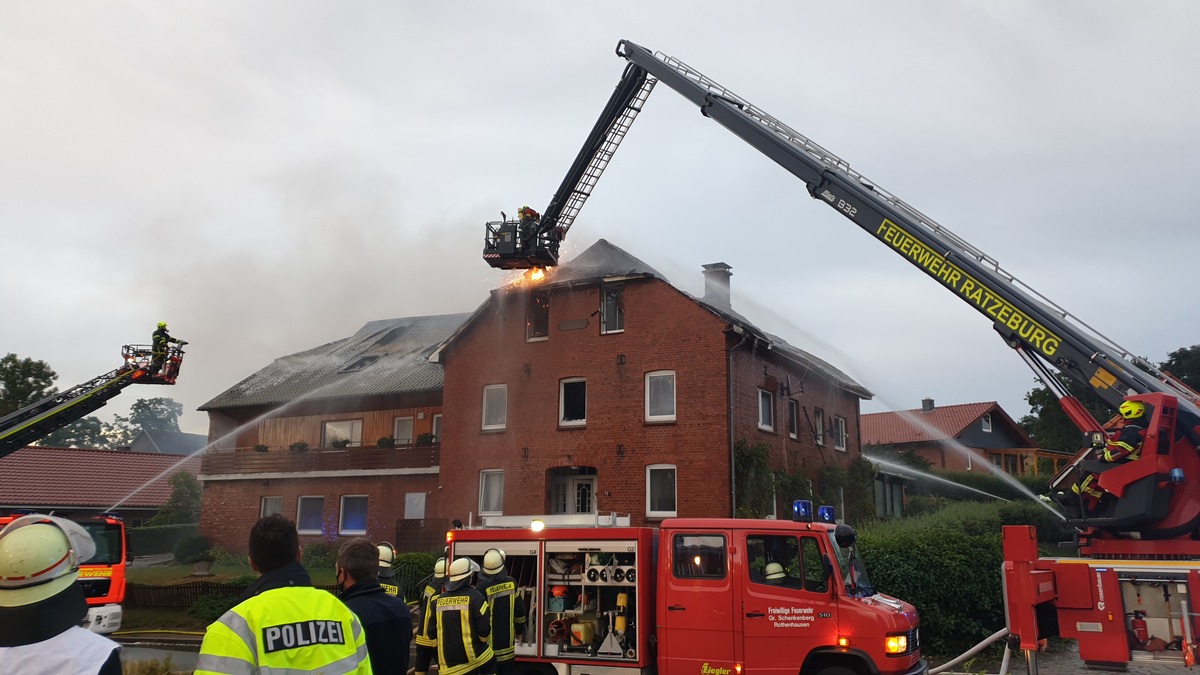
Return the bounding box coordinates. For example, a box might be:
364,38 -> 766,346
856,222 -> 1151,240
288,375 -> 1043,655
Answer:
196,239 -> 871,551
433,239 -> 871,527
198,314 -> 468,552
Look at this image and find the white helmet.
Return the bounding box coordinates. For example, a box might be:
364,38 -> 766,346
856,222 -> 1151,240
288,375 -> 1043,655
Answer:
764,562 -> 785,583
444,557 -> 475,591
433,557 -> 447,580
0,514 -> 96,608
377,542 -> 396,570
483,548 -> 506,576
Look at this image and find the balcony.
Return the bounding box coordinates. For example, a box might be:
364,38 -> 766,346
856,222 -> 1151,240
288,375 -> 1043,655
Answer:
201,443 -> 440,476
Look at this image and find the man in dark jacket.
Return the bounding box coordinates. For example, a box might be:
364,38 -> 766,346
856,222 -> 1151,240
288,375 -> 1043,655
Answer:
476,548 -> 525,675
150,321 -> 186,375
336,537 -> 413,674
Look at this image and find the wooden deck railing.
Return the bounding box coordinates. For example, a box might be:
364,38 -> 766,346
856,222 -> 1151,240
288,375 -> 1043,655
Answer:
201,444 -> 440,475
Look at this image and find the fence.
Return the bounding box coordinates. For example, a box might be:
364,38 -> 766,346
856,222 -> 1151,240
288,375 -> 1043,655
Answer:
125,582 -> 339,609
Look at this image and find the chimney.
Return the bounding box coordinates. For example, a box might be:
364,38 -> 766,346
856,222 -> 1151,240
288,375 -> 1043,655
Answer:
921,397 -> 935,413
702,262 -> 732,308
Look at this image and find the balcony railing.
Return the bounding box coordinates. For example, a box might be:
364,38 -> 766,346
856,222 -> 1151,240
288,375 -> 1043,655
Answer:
201,443 -> 440,475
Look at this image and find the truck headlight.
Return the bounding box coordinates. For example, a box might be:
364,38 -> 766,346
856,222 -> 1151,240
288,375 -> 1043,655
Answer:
884,634 -> 908,655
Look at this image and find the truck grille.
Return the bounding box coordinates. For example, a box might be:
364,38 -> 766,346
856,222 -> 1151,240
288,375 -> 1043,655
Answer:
907,627 -> 920,655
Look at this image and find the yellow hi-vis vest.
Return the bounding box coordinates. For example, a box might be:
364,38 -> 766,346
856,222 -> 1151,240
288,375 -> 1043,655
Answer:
195,585 -> 371,675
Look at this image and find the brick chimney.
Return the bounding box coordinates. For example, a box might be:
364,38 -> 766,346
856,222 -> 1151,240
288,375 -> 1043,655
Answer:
702,262 -> 732,308
921,397 -> 935,413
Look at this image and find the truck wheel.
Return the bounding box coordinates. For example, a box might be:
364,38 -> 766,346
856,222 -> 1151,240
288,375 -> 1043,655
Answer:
814,667 -> 857,675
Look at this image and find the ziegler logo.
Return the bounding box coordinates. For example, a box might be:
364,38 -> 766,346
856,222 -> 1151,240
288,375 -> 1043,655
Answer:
701,664 -> 732,675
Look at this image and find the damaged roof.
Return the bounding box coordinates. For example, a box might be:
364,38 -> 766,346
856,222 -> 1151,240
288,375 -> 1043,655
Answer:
201,313 -> 471,411
437,239 -> 870,399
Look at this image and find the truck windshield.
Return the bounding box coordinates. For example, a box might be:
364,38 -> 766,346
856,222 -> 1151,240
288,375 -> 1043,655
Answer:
827,532 -> 874,598
79,522 -> 123,565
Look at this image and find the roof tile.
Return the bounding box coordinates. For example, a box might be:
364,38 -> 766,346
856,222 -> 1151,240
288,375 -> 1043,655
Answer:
0,446 -> 200,509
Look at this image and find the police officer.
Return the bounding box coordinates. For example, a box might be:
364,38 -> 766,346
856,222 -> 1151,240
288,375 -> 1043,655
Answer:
0,514 -> 122,675
195,514 -> 370,674
337,538 -> 412,674
476,548 -> 526,675
432,557 -> 493,675
377,541 -> 400,597
414,557 -> 447,675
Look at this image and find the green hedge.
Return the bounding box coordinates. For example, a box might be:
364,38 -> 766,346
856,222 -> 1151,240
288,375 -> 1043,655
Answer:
859,502 -> 1006,658
394,552 -> 438,602
129,523 -> 199,556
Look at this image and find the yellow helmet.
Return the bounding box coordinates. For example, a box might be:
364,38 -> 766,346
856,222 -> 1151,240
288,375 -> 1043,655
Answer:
1119,400 -> 1146,420
157,322 -> 168,329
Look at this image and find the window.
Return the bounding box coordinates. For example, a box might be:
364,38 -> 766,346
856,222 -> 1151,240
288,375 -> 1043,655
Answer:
560,378 -> 587,427
322,419 -> 362,447
432,414 -> 443,441
758,389 -> 774,431
482,385 -> 507,430
601,286 -> 625,334
480,470 -> 504,515
405,492 -> 426,520
646,464 -> 677,518
673,533 -> 726,579
341,355 -> 380,372
393,417 -> 414,444
339,495 -> 368,535
261,496 -> 283,517
297,496 -> 324,535
527,290 -> 549,340
981,413 -> 993,433
746,534 -> 828,593
833,415 -> 848,451
788,400 -> 799,439
813,408 -> 826,446
645,371 -> 676,422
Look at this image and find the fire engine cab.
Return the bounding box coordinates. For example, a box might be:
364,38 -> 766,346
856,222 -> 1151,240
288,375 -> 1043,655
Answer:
448,502 -> 926,675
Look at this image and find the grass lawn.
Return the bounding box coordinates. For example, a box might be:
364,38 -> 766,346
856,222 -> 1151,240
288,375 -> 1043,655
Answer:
119,606 -> 210,633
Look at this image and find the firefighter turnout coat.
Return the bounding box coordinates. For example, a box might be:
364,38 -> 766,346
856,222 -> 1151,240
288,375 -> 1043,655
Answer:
415,581 -> 440,649
195,561 -> 370,675
476,572 -> 526,662
431,585 -> 493,675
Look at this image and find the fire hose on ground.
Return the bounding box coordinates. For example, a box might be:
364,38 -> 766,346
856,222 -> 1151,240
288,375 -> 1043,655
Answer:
930,627 -> 1012,675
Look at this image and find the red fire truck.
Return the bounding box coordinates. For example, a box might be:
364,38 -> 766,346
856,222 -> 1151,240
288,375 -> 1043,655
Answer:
448,503 -> 926,675
0,512 -> 128,634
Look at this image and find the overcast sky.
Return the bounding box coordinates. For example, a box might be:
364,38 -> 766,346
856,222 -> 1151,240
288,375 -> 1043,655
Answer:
2,2 -> 1197,436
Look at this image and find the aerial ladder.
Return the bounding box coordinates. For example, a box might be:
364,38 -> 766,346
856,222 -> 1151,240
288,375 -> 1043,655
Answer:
0,343 -> 185,459
482,40 -> 1200,550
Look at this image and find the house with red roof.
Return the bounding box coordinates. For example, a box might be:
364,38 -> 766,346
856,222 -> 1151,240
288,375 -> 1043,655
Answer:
0,446 -> 199,526
861,398 -> 1056,476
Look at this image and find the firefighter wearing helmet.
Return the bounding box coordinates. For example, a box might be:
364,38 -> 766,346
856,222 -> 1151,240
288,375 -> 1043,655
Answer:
0,514 -> 122,674
377,541 -> 399,596
476,549 -> 527,675
414,557 -> 448,675
1056,399 -> 1153,516
150,321 -> 186,375
432,557 -> 494,675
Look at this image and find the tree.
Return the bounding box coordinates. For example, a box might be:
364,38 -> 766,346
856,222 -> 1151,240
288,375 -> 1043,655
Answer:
147,471 -> 203,525
128,397 -> 183,432
0,353 -> 57,417
38,416 -> 109,448
1018,376 -> 1111,455
1161,345 -> 1200,391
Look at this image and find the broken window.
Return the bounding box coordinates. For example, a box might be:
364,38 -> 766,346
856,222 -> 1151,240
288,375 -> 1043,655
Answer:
527,290 -> 549,340
560,378 -> 587,426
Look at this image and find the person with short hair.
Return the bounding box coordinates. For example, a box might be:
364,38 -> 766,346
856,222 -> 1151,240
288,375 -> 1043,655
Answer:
195,514 -> 370,674
337,537 -> 413,674
0,514 -> 123,674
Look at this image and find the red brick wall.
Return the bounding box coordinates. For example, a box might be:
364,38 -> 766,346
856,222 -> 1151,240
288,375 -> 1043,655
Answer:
200,473 -> 440,553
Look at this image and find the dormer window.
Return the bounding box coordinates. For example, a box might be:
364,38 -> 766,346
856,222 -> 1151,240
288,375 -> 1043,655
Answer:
981,413 -> 993,433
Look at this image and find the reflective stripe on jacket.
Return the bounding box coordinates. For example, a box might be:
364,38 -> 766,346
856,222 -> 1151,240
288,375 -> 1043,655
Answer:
432,587 -> 492,675
415,583 -> 440,648
195,585 -> 370,675
476,574 -> 526,661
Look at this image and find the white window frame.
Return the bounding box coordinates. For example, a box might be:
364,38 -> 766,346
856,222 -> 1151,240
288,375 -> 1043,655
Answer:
788,399 -> 799,440
551,475 -> 598,515
482,384 -> 508,431
339,495 -> 368,535
480,470 -> 504,515
432,414 -> 443,441
601,286 -> 625,335
260,496 -> 283,518
646,464 -> 678,519
559,377 -> 587,427
404,492 -> 426,520
393,416 -> 414,444
833,415 -> 848,452
645,370 -> 676,422
321,419 -> 362,447
758,389 -> 774,431
981,413 -> 993,433
814,408 -> 826,446
296,496 -> 324,535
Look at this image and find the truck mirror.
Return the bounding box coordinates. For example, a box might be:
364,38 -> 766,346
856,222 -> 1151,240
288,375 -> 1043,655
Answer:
834,523 -> 857,549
